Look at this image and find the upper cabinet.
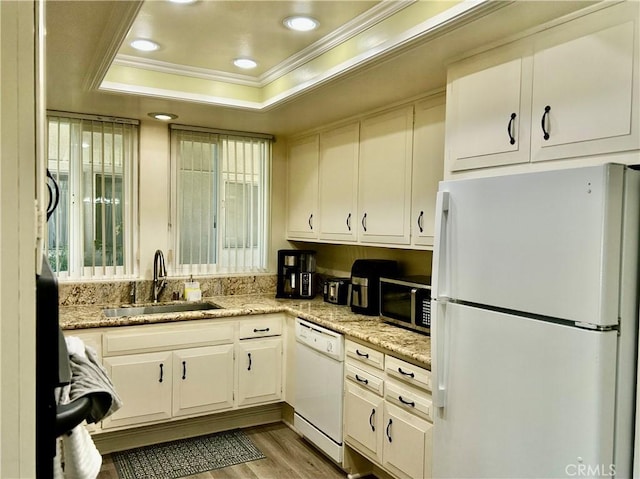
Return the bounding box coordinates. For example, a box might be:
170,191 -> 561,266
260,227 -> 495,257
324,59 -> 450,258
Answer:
318,123 -> 360,243
445,1 -> 639,176
411,99 -> 445,248
358,106 -> 414,245
286,135 -> 319,240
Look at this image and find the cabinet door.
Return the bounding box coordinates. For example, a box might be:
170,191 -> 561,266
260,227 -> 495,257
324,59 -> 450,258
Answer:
344,381 -> 383,462
445,44 -> 533,172
382,402 -> 432,479
286,135 -> 319,239
102,351 -> 172,429
237,338 -> 282,407
318,123 -> 359,242
358,106 -> 413,245
172,345 -> 234,418
411,99 -> 445,248
531,4 -> 638,162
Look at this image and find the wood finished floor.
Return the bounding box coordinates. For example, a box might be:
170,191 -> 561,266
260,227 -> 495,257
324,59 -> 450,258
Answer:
97,422 -> 374,479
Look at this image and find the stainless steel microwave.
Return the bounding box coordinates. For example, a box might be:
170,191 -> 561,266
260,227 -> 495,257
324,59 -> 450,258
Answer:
379,276 -> 431,335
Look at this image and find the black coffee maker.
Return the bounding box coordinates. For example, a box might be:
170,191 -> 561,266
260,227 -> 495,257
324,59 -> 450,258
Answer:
276,249 -> 317,299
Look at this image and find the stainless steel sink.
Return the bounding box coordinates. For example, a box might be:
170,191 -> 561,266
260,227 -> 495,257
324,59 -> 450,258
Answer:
103,302 -> 222,318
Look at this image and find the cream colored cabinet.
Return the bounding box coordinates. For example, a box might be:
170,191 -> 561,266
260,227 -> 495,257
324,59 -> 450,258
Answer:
445,45 -> 533,172
318,122 -> 359,242
344,339 -> 432,479
286,135 -> 319,239
358,106 -> 414,245
382,402 -> 433,479
237,337 -> 283,407
411,99 -> 445,248
446,2 -> 638,175
172,344 -> 234,417
344,379 -> 384,461
529,5 -> 638,163
102,351 -> 173,429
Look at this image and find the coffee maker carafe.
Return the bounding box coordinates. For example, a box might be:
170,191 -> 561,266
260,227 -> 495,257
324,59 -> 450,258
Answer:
276,249 -> 316,299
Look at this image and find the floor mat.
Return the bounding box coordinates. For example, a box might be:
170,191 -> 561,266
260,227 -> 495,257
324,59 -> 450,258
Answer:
112,429 -> 266,479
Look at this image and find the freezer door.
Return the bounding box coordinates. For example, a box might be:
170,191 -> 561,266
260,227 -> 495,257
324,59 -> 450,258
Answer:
432,302 -> 619,478
433,164 -> 633,327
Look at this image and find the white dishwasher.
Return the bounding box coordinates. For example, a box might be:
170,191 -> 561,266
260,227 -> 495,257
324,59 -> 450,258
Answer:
294,317 -> 345,464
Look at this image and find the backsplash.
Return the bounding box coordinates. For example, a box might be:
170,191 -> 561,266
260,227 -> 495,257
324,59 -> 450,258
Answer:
58,275 -> 277,306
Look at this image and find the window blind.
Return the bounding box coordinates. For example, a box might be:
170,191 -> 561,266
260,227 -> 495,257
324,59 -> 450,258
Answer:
46,112 -> 138,279
170,126 -> 270,275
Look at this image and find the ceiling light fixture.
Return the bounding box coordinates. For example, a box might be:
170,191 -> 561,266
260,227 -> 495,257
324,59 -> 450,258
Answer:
130,39 -> 160,52
148,112 -> 178,121
233,58 -> 258,69
283,16 -> 319,32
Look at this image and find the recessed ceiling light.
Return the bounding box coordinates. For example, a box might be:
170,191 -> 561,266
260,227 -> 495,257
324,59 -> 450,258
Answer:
148,112 -> 178,121
130,39 -> 159,52
233,58 -> 257,69
283,16 -> 319,32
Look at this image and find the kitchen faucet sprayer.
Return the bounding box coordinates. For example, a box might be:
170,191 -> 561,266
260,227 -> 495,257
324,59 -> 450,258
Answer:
153,249 -> 167,303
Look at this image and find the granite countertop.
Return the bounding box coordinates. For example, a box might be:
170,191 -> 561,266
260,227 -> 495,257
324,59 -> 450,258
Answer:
60,293 -> 431,369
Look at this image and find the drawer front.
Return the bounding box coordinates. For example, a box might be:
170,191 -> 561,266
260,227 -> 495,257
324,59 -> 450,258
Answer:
385,379 -> 432,422
103,321 -> 235,356
385,355 -> 431,392
346,340 -> 384,370
238,314 -> 283,339
346,362 -> 384,396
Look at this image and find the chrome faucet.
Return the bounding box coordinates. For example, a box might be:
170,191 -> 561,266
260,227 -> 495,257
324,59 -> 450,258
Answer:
153,249 -> 167,303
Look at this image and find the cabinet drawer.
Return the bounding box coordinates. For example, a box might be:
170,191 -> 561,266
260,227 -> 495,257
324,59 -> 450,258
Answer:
385,355 -> 431,392
346,340 -> 384,370
385,379 -> 432,422
346,362 -> 384,396
238,314 -> 283,339
103,321 -> 234,356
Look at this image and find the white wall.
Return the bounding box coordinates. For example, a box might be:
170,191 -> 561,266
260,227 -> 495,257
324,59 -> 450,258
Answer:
0,2 -> 38,476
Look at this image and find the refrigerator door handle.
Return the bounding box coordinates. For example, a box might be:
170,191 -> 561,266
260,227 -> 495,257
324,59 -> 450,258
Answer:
433,299 -> 447,408
432,191 -> 450,299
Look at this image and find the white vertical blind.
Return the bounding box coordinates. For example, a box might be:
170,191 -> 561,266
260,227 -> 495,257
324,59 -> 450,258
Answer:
46,112 -> 138,279
170,125 -> 271,275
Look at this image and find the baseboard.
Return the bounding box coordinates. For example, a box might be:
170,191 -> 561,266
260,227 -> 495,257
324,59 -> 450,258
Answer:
93,403 -> 284,454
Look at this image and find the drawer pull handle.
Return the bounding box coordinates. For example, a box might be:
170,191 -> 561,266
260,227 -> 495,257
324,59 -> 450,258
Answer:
346,213 -> 351,231
356,349 -> 369,359
399,395 -> 415,408
361,213 -> 367,232
398,367 -> 415,378
253,327 -> 270,333
247,352 -> 252,371
369,408 -> 376,432
507,112 -> 517,145
386,418 -> 393,442
308,214 -> 313,230
159,363 -> 164,383
182,360 -> 187,380
417,210 -> 424,233
541,105 -> 551,140
355,374 -> 369,385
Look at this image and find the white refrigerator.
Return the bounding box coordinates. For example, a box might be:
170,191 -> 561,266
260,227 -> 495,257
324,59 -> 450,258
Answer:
431,164 -> 640,478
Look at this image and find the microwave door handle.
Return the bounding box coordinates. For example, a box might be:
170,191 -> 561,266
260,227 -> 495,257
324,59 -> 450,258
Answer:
410,288 -> 417,324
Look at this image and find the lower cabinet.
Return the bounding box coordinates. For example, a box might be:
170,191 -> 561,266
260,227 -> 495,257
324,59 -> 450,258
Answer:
237,338 -> 283,407
96,314 -> 283,431
344,339 -> 432,479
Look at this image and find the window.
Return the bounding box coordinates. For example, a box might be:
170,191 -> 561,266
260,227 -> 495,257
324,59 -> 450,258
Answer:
170,126 -> 271,274
46,112 -> 138,279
